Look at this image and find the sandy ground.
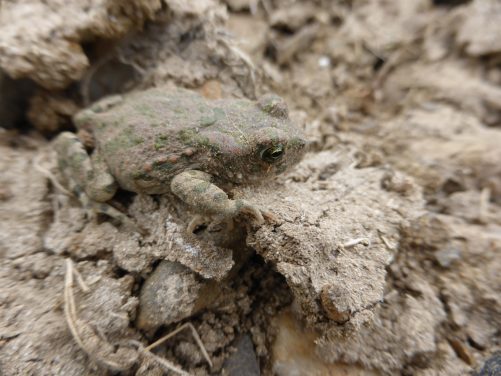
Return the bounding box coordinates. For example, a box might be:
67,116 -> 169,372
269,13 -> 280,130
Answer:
0,0 -> 500,375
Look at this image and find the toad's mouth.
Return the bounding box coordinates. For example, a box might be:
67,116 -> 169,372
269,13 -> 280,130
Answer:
221,161 -> 289,184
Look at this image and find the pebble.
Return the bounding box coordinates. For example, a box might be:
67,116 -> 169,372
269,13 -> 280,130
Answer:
222,335 -> 260,376
476,353 -> 501,376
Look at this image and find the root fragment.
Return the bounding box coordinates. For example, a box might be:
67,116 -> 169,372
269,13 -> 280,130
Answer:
130,340 -> 191,376
145,322 -> 213,368
479,187 -> 490,223
64,259 -> 137,372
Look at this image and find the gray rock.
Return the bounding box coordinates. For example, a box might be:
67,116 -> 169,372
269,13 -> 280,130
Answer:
477,353 -> 501,376
223,335 -> 260,376
137,260 -> 221,332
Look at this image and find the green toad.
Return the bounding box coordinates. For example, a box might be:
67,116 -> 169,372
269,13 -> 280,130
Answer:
54,87 -> 306,232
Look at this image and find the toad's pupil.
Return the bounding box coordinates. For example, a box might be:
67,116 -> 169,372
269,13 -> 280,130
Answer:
261,145 -> 284,163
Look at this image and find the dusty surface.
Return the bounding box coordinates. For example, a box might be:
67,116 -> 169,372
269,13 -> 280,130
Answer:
1,0 -> 500,375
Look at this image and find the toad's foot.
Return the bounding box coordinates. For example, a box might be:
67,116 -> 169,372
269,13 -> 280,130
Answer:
186,204 -> 267,234
235,200 -> 265,225
171,169 -> 268,231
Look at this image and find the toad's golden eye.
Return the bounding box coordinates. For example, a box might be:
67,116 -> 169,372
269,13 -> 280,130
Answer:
260,144 -> 284,163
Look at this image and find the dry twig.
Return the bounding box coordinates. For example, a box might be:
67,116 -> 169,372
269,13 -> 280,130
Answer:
64,259 -> 136,372
145,322 -> 213,368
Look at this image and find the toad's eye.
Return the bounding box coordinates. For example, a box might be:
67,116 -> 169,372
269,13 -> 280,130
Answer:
260,144 -> 284,163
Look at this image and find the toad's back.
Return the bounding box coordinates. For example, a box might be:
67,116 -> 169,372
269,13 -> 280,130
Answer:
74,87 -> 306,195
78,88 -> 218,193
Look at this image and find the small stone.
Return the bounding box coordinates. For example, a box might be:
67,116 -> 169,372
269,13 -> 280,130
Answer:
476,352 -> 501,376
434,245 -> 462,267
318,56 -> 331,68
222,335 -> 260,376
137,261 -> 202,331
320,285 -> 351,323
137,260 -> 222,332
448,337 -> 475,366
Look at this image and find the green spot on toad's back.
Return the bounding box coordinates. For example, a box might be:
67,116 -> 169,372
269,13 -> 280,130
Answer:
103,128 -> 144,154
126,127 -> 144,145
135,103 -> 156,118
154,134 -> 169,150
199,107 -> 225,127
177,129 -> 208,145
193,181 -> 211,194
178,129 -> 198,144
213,107 -> 225,119
200,115 -> 217,127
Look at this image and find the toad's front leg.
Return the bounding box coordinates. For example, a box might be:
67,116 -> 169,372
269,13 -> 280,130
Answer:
171,170 -> 264,232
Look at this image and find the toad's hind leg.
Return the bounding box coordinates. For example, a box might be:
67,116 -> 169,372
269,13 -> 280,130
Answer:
54,132 -> 141,233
